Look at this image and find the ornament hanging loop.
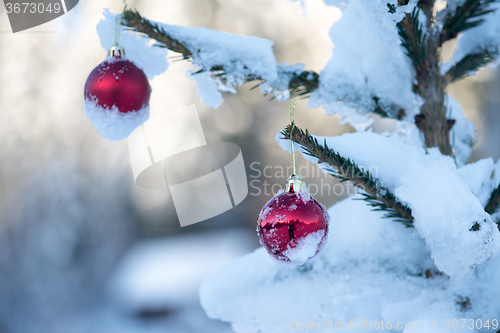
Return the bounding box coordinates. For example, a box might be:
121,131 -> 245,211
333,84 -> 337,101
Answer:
109,0 -> 127,57
285,100 -> 306,193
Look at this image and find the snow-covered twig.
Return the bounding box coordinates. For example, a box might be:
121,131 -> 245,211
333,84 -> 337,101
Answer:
121,8 -> 408,113
444,48 -> 499,83
122,9 -> 320,98
281,125 -> 414,225
440,0 -> 497,45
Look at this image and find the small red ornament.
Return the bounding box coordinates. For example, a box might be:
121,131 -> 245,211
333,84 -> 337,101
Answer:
258,101 -> 329,264
84,51 -> 150,113
83,45 -> 151,141
257,176 -> 329,264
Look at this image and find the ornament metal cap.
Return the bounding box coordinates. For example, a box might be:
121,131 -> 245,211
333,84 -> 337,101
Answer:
285,173 -> 307,193
108,45 -> 126,58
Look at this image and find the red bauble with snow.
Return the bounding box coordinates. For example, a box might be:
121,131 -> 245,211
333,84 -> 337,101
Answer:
257,182 -> 329,264
84,46 -> 151,141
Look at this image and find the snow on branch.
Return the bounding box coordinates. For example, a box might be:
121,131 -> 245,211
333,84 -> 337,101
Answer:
397,7 -> 428,76
280,128 -> 500,275
308,0 -> 420,129
121,9 -> 320,106
447,0 -> 500,70
120,7 -> 413,119
444,48 -> 499,83
439,0 -> 497,45
281,125 -> 414,225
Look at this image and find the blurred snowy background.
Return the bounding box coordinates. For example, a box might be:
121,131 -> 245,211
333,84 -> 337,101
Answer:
0,0 -> 499,332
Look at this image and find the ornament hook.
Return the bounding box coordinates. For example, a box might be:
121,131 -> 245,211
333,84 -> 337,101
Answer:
109,0 -> 127,57
285,100 -> 306,192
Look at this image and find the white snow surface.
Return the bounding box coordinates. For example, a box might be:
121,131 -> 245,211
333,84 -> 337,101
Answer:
109,229 -> 256,310
308,0 -> 421,130
161,24 -> 278,85
276,131 -> 500,276
282,230 -> 325,263
97,10 -> 169,79
260,62 -> 306,102
156,18 -> 278,107
187,70 -> 224,108
98,9 -> 288,108
448,97 -> 477,166
84,98 -> 149,141
201,195 -> 500,333
451,1 -> 500,68
458,158 -> 496,207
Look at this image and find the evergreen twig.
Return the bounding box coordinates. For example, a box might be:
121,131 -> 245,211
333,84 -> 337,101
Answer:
281,125 -> 414,225
397,7 -> 428,75
485,183 -> 500,217
122,8 -> 406,119
444,49 -> 499,83
121,9 -> 319,97
440,0 -> 497,45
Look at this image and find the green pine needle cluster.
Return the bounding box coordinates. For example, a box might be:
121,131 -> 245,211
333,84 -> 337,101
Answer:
122,9 -> 320,98
397,7 -> 428,73
445,49 -> 499,83
122,8 -> 405,119
122,2 -> 500,222
485,183 -> 500,216
281,124 -> 414,226
440,0 -> 497,45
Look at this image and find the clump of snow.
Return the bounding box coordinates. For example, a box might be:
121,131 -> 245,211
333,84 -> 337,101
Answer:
385,96 -> 476,166
282,230 -> 325,263
164,25 -> 277,85
97,10 -> 169,79
449,1 -> 500,68
187,71 -> 223,108
99,8 -> 283,109
457,158 -> 496,207
84,98 -> 149,141
260,62 -> 305,102
309,0 -> 421,130
448,97 -> 477,166
278,131 -> 500,276
162,22 -> 277,106
201,196 -> 435,332
295,185 -> 312,203
201,193 -> 500,332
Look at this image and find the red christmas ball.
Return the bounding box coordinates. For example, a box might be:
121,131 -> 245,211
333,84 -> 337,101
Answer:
83,51 -> 151,141
257,185 -> 329,264
84,56 -> 151,113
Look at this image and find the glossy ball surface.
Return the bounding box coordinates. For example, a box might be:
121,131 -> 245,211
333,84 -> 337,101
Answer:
84,57 -> 150,113
257,188 -> 329,263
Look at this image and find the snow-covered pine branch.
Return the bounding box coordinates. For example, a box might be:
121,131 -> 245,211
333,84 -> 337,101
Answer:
91,0 -> 500,330
120,8 -> 408,118
439,0 -> 497,45
281,124 -> 414,225
121,9 -> 319,107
